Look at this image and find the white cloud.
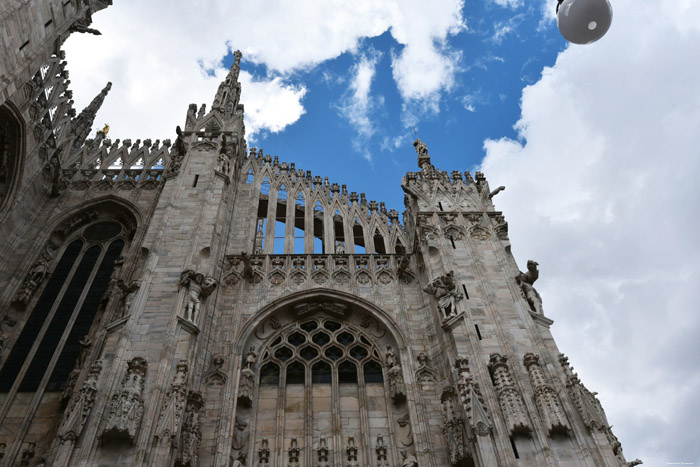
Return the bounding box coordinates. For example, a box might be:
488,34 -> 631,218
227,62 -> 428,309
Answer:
238,71 -> 306,141
491,0 -> 522,9
480,0 -> 700,463
64,0 -> 465,142
337,50 -> 383,162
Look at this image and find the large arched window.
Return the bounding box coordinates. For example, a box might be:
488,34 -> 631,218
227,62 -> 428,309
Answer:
0,104 -> 23,218
0,217 -> 130,393
234,311 -> 413,466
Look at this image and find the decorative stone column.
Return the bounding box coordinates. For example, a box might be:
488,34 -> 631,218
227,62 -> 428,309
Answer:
487,353 -> 530,436
100,357 -> 147,444
523,353 -> 569,436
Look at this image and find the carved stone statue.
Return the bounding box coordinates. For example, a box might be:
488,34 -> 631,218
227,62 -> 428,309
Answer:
13,260 -> 49,307
217,134 -> 231,174
400,449 -> 418,467
116,279 -> 140,318
245,346 -> 257,369
0,315 -> 17,364
57,360 -> 102,441
516,260 -> 543,315
167,126 -> 186,174
422,271 -> 464,319
180,270 -> 218,323
388,364 -> 406,404
385,346 -> 397,368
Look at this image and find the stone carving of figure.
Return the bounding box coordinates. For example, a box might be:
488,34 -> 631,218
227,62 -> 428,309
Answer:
238,366 -> 254,407
385,346 -> 397,368
232,417 -> 250,456
245,346 -> 257,369
116,279 -> 140,318
0,315 -> 17,364
516,260 -> 543,315
400,449 -> 418,467
13,260 -> 49,307
168,126 -> 186,174
422,271 -> 464,319
101,357 -> 147,443
388,364 -> 406,405
217,134 -> 231,175
180,270 -> 217,323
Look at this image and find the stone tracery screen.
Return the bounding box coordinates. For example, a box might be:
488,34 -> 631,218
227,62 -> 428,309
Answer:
236,310 -> 412,466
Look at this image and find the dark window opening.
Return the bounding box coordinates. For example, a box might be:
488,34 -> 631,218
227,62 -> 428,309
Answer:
395,239 -> 406,255
450,236 -> 456,249
373,230 -> 386,254
475,324 -> 483,340
438,202 -> 443,211
363,360 -> 383,383
19,244 -> 102,391
260,362 -> 279,385
312,361 -> 331,384
462,284 -> 469,299
338,361 -> 357,384
192,174 -> 199,187
0,241 -> 83,392
353,222 -> 365,253
44,20 -> 53,28
19,40 -> 30,51
286,361 -> 305,385
47,240 -> 124,391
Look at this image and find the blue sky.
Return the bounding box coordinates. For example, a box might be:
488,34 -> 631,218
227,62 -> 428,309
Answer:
64,0 -> 700,464
236,2 -> 566,212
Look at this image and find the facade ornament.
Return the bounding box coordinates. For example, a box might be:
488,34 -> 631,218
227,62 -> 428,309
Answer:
345,437 -> 358,467
389,364 -> 406,404
416,352 -> 428,369
516,260 -> 543,315
523,353 -> 569,435
217,134 -> 231,175
12,259 -> 49,308
116,279 -> 140,318
558,353 -> 609,431
154,360 -> 189,445
176,391 -> 204,467
400,449 -> 418,467
101,357 -> 147,443
254,219 -> 264,254
257,438 -> 270,465
488,186 -> 505,199
375,435 -> 389,467
397,255 -> 409,279
488,353 -> 530,435
167,126 -> 187,174
287,438 -> 300,467
57,360 -> 102,441
231,416 -> 250,454
493,214 -> 509,240
413,138 -> 431,171
455,369 -> 492,437
238,362 -> 255,408
179,269 -> 218,323
0,314 -> 17,365
240,252 -> 255,282
316,437 -> 329,467
441,388 -> 471,465
422,271 -> 464,320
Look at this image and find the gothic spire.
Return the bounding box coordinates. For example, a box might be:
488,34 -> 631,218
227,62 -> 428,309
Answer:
70,81 -> 111,150
211,50 -> 243,118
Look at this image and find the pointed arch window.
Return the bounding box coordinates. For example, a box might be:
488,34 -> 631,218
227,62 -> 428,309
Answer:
241,316 -> 404,465
0,219 -> 129,393
313,201 -> 324,253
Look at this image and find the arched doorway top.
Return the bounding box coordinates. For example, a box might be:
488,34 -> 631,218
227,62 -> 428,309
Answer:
237,288 -> 408,354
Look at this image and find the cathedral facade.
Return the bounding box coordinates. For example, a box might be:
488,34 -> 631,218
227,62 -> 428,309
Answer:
0,2 -> 639,466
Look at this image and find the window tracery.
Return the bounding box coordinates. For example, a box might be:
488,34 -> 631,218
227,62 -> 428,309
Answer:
235,312 -> 412,466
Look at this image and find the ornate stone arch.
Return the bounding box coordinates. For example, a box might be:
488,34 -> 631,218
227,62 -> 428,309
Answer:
231,290 -> 418,466
0,102 -> 26,221
1,196 -> 142,399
